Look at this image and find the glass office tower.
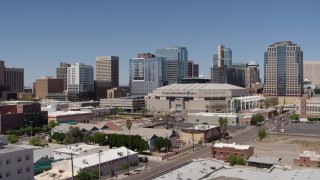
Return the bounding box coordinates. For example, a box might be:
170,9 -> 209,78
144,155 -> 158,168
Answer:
264,41 -> 303,96
156,46 -> 188,84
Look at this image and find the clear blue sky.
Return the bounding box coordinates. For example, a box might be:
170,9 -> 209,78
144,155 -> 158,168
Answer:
1,0 -> 320,86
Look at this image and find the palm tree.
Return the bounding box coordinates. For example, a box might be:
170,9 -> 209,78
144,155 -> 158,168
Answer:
218,117 -> 228,140
125,119 -> 132,176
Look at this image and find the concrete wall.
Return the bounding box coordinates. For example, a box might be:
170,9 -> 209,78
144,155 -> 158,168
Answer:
294,157 -> 319,168
187,114 -> 239,126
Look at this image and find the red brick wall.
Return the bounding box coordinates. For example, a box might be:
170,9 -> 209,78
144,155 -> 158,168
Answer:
294,157 -> 318,168
0,105 -> 17,114
212,145 -> 254,161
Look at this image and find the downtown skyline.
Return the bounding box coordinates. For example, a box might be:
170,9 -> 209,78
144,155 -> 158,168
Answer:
1,0 -> 320,86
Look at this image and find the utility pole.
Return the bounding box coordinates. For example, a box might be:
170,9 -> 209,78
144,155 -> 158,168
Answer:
59,151 -> 75,180
192,126 -> 195,152
98,150 -> 103,180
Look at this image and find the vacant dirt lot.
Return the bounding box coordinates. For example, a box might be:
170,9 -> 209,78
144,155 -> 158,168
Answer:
250,134 -> 320,167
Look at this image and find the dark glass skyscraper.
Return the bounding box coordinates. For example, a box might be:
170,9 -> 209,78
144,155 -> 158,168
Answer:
264,41 -> 303,96
156,46 -> 188,84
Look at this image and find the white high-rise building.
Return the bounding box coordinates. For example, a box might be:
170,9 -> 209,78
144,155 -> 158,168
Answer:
67,63 -> 94,98
129,55 -> 167,95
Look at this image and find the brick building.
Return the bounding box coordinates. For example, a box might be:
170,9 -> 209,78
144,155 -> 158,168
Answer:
294,151 -> 320,168
212,143 -> 254,161
0,102 -> 48,134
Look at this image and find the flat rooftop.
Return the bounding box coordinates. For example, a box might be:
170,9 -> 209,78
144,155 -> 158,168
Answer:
213,143 -> 252,150
188,112 -> 238,117
155,159 -> 320,180
48,111 -> 93,117
0,144 -> 30,155
158,83 -> 245,90
53,143 -> 101,155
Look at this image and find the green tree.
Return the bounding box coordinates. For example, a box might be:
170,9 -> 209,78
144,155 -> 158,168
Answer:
251,114 -> 265,125
83,133 -> 92,143
139,107 -> 148,115
153,137 -> 171,152
92,132 -> 108,146
258,128 -> 267,140
8,134 -> 18,144
226,154 -> 246,166
41,125 -> 50,133
218,117 -> 228,139
29,137 -> 41,146
289,113 -> 299,121
64,126 -> 84,144
48,120 -> 58,129
120,163 -> 129,170
76,168 -> 99,180
33,126 -> 41,133
307,117 -> 318,122
116,107 -> 124,114
126,120 -> 132,149
51,132 -> 66,143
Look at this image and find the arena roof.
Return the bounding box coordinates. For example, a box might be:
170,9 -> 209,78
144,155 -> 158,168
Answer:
158,83 -> 245,91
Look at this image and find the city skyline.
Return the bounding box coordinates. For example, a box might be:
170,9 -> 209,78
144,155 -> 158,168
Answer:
1,0 -> 320,86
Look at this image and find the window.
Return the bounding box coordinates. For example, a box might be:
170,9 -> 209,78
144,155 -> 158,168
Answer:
6,159 -> 11,165
0,160 -> 2,166
5,172 -> 10,177
17,157 -> 22,162
25,155 -> 30,161
26,167 -> 30,172
0,173 -> 2,179
18,169 -> 22,174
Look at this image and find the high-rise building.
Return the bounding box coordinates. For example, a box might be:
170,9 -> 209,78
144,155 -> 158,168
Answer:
56,62 -> 71,91
0,60 -> 5,85
264,41 -> 303,96
67,63 -> 94,101
96,56 -> 119,87
35,76 -> 64,99
129,54 -> 166,95
156,46 -> 188,84
211,45 -> 232,84
212,45 -> 232,68
5,67 -> 24,92
303,61 -> 320,85
245,61 -> 260,88
187,61 -> 199,78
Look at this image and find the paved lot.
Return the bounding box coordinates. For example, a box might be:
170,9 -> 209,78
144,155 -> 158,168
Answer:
276,122 -> 320,135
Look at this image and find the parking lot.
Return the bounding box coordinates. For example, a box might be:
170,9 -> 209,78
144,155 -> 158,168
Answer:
272,122 -> 320,136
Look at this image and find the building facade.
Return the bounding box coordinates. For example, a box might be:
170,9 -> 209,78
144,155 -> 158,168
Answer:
96,56 -> 119,88
264,41 -> 303,96
303,61 -> 320,85
212,45 -> 232,68
5,67 -> 24,92
245,61 -> 260,88
156,46 -> 188,84
0,138 -> 34,180
67,63 -> 94,101
212,143 -> 254,161
56,62 -> 71,91
145,83 -> 248,113
129,56 -> 167,95
35,77 -> 64,99
0,102 -> 48,134
187,61 -> 199,78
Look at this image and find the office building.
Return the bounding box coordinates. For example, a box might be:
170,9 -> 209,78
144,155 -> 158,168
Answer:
303,61 -> 320,85
212,45 -> 232,68
0,60 -> 5,85
0,102 -> 48,134
35,76 -> 64,99
0,136 -> 34,180
156,46 -> 188,84
5,67 -> 24,92
137,53 -> 155,58
245,61 -> 260,88
264,41 -> 303,96
211,45 -> 232,83
67,63 -> 94,101
56,62 -> 71,90
96,56 -> 119,87
129,55 -> 167,95
94,80 -> 112,100
187,60 -> 199,78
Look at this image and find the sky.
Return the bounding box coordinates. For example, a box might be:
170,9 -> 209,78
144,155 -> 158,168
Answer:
1,0 -> 320,86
